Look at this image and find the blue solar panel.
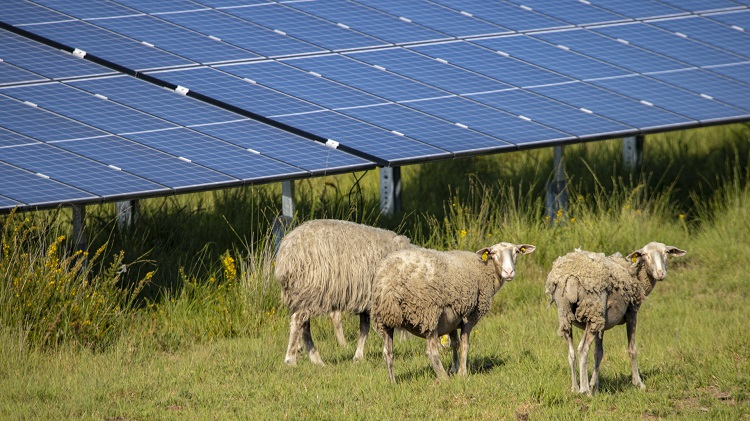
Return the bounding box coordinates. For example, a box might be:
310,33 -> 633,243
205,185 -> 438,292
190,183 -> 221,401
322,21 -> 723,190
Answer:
337,103 -> 513,153
347,48 -> 512,95
473,36 -> 629,80
709,63 -> 750,85
651,17 -> 750,60
0,29 -> 113,80
504,0 -> 626,25
191,120 -> 372,172
590,75 -> 748,122
217,61 -> 387,110
121,129 -> 304,180
16,20 -> 194,71
0,161 -> 96,206
60,136 -> 236,189
0,94 -> 108,142
152,67 -> 323,118
530,82 -> 692,130
1,83 -> 175,134
0,62 -> 45,86
587,0 -> 686,19
649,69 -> 750,112
0,195 -> 22,209
32,0 -> 138,20
155,9 -> 323,58
91,15 -> 261,65
0,0 -> 71,25
654,0 -> 742,13
593,23 -> 741,67
288,0 -> 449,44
194,0 -> 267,7
67,75 -> 244,127
275,111 -> 450,163
404,96 -> 569,145
284,54 -> 447,102
354,0 -> 509,37
109,0 -> 201,14
0,127 -> 41,148
0,142 -> 167,197
410,41 -> 572,87
533,29 -> 689,73
708,10 -> 750,31
429,0 -> 569,32
224,4 -> 388,51
467,89 -> 634,137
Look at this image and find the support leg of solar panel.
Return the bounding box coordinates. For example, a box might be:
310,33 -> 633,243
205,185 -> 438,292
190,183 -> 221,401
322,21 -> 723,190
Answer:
380,166 -> 402,217
116,200 -> 138,232
272,180 -> 296,254
622,135 -> 644,174
546,146 -> 568,224
72,204 -> 87,252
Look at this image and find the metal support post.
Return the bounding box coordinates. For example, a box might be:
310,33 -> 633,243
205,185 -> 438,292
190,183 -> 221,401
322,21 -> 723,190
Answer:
545,146 -> 568,224
272,180 -> 296,254
72,204 -> 87,252
622,135 -> 644,174
116,200 -> 138,232
379,166 -> 402,217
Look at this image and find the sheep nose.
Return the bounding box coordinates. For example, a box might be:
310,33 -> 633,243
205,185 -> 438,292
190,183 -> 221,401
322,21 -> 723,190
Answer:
502,268 -> 515,280
655,269 -> 666,279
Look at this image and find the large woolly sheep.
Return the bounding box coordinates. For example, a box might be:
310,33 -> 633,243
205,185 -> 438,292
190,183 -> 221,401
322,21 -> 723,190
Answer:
545,242 -> 686,395
274,219 -> 412,366
372,242 -> 535,382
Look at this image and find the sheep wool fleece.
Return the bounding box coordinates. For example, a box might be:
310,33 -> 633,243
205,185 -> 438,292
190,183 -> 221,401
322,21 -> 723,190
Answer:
275,219 -> 411,316
372,248 -> 498,335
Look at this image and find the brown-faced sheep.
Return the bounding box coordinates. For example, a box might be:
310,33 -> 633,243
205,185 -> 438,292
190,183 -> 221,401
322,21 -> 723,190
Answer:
545,242 -> 686,395
372,242 -> 535,382
274,219 -> 412,366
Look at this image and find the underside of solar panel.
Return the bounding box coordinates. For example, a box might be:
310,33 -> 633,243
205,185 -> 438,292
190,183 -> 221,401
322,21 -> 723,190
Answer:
1,0 -> 749,211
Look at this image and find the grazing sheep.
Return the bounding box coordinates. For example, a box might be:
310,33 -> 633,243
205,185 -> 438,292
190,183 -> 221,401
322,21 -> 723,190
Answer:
275,219 -> 412,366
545,242 -> 686,395
372,242 -> 535,382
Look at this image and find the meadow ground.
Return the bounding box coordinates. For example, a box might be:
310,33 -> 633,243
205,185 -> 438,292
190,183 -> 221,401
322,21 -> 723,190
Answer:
1,126 -> 749,419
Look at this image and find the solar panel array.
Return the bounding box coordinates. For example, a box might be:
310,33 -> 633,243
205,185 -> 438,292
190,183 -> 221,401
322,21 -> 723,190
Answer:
2,0 -> 750,211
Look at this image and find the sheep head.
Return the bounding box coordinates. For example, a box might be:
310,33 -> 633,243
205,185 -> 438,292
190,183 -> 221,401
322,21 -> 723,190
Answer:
626,242 -> 686,281
476,242 -> 536,281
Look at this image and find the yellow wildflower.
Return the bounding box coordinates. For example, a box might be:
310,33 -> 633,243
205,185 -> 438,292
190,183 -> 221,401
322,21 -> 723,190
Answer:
460,229 -> 467,238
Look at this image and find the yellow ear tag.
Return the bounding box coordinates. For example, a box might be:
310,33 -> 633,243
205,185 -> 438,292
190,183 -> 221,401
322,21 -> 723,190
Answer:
631,256 -> 638,263
482,251 -> 489,261
520,247 -> 526,253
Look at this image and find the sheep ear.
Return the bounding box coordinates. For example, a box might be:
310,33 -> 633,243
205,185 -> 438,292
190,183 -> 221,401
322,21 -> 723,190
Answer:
666,246 -> 686,257
476,247 -> 491,262
516,244 -> 535,254
626,250 -> 642,263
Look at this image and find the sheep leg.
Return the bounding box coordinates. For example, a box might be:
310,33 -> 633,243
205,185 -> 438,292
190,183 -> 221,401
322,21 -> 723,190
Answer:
426,332 -> 449,381
577,325 -> 596,395
458,320 -> 477,376
379,324 -> 396,383
284,312 -> 304,366
589,334 -> 603,393
448,330 -> 460,375
626,311 -> 645,390
301,317 -> 325,366
353,312 -> 370,362
564,330 -> 578,393
330,311 -> 347,347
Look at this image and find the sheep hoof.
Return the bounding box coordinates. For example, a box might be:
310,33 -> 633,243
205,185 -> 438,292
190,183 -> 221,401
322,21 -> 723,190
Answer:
284,358 -> 297,366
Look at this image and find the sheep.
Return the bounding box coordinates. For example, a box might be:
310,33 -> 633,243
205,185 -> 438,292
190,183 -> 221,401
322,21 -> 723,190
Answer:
274,219 -> 412,366
372,242 -> 536,382
545,242 -> 687,395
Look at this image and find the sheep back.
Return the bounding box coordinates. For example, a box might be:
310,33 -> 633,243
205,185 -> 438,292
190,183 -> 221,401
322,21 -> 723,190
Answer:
372,248 -> 496,336
546,250 -> 636,336
275,219 -> 411,315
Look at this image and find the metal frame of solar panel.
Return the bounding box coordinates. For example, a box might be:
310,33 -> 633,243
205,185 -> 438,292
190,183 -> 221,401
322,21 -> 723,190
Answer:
2,0 -> 750,213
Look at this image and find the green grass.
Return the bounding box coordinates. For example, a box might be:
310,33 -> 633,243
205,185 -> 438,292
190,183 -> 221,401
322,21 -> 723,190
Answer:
1,126 -> 749,419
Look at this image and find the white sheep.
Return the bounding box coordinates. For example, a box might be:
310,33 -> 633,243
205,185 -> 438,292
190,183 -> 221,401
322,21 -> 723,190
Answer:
274,219 -> 412,366
545,242 -> 686,395
372,242 -> 535,382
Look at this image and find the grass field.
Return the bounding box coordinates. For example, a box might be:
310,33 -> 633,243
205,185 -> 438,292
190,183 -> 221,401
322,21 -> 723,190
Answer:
1,126 -> 749,419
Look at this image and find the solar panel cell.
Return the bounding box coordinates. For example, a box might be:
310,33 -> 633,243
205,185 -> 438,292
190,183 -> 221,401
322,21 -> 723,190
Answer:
708,63 -> 750,85
0,0 -> 71,25
649,69 -> 750,112
654,0 -> 741,13
0,161 -> 95,206
587,0 -> 685,19
110,0 -> 202,14
504,0 -> 626,25
429,0 -> 569,32
0,62 -> 46,86
0,128 -> 41,148
32,0 -> 139,20
651,17 -> 750,60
